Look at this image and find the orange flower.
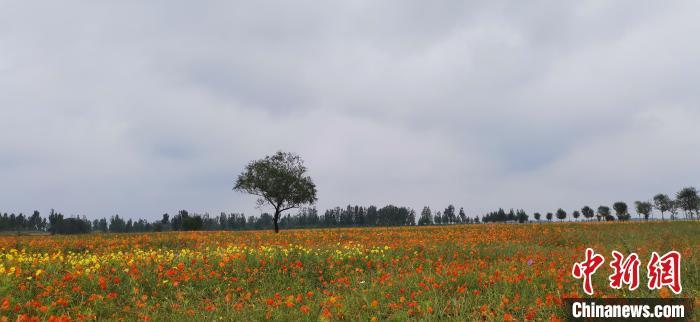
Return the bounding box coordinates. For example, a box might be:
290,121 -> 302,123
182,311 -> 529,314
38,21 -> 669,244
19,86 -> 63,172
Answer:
1,298 -> 10,310
321,308 -> 332,318
98,276 -> 107,290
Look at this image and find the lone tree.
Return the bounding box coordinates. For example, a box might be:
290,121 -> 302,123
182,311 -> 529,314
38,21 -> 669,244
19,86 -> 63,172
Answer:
234,151 -> 317,233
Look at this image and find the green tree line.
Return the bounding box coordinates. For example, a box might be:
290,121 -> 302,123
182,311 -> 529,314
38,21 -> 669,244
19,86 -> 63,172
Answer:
1,186 -> 698,234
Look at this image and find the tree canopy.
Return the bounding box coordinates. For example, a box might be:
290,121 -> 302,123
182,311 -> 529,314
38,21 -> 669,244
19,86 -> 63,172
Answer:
234,151 -> 317,233
613,201 -> 629,221
653,193 -> 672,220
676,187 -> 699,219
634,201 -> 653,220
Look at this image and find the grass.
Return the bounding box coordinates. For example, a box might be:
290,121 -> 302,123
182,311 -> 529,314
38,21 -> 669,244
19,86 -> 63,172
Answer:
0,221 -> 697,321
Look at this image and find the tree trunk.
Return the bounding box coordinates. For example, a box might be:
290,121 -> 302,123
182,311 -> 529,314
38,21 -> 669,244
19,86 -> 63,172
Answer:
273,209 -> 280,233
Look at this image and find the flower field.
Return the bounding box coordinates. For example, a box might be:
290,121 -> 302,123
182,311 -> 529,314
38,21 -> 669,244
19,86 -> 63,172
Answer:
1,221 -> 698,321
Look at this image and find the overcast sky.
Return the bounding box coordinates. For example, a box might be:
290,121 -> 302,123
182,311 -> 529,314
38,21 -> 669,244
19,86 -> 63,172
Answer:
1,1 -> 699,220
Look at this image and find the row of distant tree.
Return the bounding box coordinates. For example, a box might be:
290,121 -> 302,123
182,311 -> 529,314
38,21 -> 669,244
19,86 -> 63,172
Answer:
0,206 -> 416,234
478,187 -> 700,223
1,186 -> 698,234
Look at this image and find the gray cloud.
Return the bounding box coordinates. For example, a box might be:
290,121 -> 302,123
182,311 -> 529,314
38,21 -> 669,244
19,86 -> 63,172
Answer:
1,1 -> 699,220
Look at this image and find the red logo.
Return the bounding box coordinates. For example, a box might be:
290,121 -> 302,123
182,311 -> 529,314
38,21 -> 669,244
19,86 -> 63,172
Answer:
647,251 -> 682,294
608,251 -> 640,291
572,248 -> 605,295
573,249 -> 682,295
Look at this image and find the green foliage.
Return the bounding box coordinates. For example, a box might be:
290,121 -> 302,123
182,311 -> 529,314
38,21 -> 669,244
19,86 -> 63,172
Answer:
581,206 -> 594,220
418,207 -> 433,226
234,151 -> 317,233
676,187 -> 699,219
443,205 -> 456,224
612,202 -> 627,216
653,193 -> 672,220
612,202 -> 630,221
109,215 -> 127,233
572,210 -> 580,221
47,209 -> 91,235
459,207 -> 467,223
634,201 -> 653,220
516,209 -> 529,223
555,208 -> 566,221
434,211 -> 442,225
482,208 -> 519,223
5,185 -> 700,236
